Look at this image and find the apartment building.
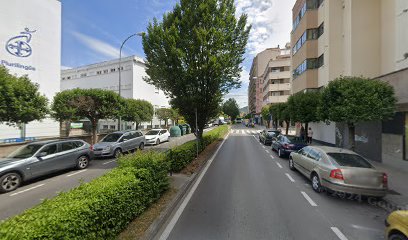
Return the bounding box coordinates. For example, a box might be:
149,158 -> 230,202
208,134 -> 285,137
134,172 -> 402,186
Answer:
248,46 -> 291,124
290,0 -> 408,165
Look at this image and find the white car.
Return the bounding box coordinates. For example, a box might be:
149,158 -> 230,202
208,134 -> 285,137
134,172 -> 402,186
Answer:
145,129 -> 170,145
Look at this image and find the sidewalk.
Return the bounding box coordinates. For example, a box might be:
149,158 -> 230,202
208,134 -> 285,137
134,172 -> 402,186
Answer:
310,141 -> 408,211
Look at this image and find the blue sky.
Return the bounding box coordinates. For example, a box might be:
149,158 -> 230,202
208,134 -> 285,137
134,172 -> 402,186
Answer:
61,0 -> 295,107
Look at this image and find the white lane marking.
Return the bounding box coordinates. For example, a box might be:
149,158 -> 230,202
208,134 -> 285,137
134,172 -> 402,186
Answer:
301,191 -> 318,207
66,169 -> 87,177
264,149 -> 269,153
262,146 -> 266,149
10,184 -> 45,196
251,130 -> 256,134
159,134 -> 230,240
270,154 -> 274,159
276,162 -> 283,168
285,173 -> 295,182
102,160 -> 116,165
331,227 -> 349,240
246,130 -> 250,134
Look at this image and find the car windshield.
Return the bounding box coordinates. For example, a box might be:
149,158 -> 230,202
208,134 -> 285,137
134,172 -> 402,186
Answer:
327,153 -> 373,168
284,135 -> 302,144
146,130 -> 160,135
102,133 -> 122,142
7,144 -> 43,159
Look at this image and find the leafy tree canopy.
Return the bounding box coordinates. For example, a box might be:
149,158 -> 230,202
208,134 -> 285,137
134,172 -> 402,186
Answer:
0,66 -> 48,125
287,91 -> 321,124
121,99 -> 154,124
142,0 -> 251,138
222,98 -> 240,121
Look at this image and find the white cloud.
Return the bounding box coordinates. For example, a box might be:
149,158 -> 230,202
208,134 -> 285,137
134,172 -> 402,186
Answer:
71,31 -> 126,59
61,66 -> 71,70
235,0 -> 295,55
239,67 -> 250,84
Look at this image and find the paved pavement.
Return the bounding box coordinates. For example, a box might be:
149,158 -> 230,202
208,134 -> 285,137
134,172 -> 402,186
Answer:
157,125 -> 389,240
0,129 -> 211,221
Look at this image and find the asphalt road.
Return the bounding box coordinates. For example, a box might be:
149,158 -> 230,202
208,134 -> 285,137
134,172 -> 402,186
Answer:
159,125 -> 388,240
0,130 -> 207,221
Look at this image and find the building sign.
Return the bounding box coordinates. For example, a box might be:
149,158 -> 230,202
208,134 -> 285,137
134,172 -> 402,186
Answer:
70,123 -> 84,129
1,28 -> 36,71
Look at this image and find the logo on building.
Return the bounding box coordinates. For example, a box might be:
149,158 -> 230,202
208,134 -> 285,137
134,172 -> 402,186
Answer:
5,28 -> 36,58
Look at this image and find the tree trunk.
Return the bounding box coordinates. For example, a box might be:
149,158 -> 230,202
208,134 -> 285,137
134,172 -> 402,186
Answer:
285,120 -> 289,135
91,119 -> 98,145
348,123 -> 356,151
305,122 -> 309,143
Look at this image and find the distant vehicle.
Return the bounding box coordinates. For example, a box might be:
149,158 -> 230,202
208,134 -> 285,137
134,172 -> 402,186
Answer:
289,146 -> 388,197
385,210 -> 408,240
204,122 -> 213,129
93,130 -> 145,158
235,118 -> 243,123
271,135 -> 307,157
145,129 -> 170,145
259,129 -> 281,145
0,139 -> 93,193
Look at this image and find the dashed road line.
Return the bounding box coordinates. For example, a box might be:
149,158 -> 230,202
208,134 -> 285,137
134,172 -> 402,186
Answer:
66,169 -> 87,177
262,146 -> 266,149
331,227 -> 349,240
301,191 -> 318,207
103,160 -> 116,165
10,184 -> 45,196
264,149 -> 269,153
270,154 -> 274,159
276,162 -> 283,168
285,173 -> 295,183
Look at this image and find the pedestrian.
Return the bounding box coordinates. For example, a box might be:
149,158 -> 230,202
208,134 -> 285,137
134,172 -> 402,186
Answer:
307,127 -> 313,144
300,125 -> 305,142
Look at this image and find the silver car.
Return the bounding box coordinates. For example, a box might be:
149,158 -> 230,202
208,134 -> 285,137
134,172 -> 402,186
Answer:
0,139 -> 93,193
93,130 -> 145,158
289,146 -> 388,197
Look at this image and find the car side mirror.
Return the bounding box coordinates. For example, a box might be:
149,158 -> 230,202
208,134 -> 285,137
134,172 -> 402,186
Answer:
37,152 -> 47,159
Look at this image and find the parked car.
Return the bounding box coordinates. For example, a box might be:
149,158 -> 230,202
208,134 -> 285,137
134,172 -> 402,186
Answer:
271,135 -> 307,157
235,118 -> 243,124
93,130 -> 145,158
145,129 -> 170,145
289,146 -> 388,197
385,210 -> 408,240
0,139 -> 93,193
259,129 -> 281,145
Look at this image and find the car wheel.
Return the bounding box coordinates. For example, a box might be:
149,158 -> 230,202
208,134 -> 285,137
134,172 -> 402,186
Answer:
156,139 -> 160,145
0,173 -> 22,193
114,148 -> 122,158
389,233 -> 408,240
77,155 -> 89,169
139,142 -> 145,150
278,148 -> 283,158
289,157 -> 296,171
311,174 -> 323,193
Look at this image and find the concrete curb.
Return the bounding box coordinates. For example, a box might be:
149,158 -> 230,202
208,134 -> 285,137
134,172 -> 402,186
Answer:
142,128 -> 230,240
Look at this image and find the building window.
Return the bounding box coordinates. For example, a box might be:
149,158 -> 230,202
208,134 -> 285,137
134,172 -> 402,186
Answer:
62,77 -> 65,80
293,0 -> 324,31
118,67 -> 124,71
80,73 -> 87,77
103,125 -> 109,129
67,76 -> 71,80
97,71 -> 102,75
111,68 -> 116,72
110,125 -> 116,130
292,54 -> 324,78
293,22 -> 324,56
103,70 -> 109,74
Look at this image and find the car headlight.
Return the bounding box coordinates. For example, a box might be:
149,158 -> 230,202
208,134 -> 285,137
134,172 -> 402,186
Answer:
103,146 -> 111,151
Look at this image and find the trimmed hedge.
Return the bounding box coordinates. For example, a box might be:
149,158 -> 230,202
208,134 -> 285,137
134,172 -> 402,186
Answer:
0,126 -> 228,239
0,152 -> 169,240
168,125 -> 229,172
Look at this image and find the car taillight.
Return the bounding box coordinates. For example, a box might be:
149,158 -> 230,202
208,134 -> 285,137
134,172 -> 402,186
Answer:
383,173 -> 388,187
330,169 -> 344,180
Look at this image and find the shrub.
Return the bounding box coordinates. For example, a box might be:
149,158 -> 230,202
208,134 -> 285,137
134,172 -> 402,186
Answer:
168,125 -> 229,172
0,152 -> 170,239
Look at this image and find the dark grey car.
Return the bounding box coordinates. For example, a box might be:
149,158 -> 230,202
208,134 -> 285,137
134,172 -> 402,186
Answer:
93,130 -> 145,158
0,139 -> 93,193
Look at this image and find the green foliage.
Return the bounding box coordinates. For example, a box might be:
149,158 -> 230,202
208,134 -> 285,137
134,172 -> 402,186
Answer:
261,105 -> 271,123
121,99 -> 154,127
156,108 -> 174,126
142,0 -> 251,138
0,66 -> 48,125
51,90 -> 79,123
167,125 -> 229,172
222,98 -> 240,121
287,91 -> 321,124
320,76 -> 397,124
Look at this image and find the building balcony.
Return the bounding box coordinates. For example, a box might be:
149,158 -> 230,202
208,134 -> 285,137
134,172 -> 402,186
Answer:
266,71 -> 291,81
264,83 -> 291,92
291,69 -> 319,94
292,40 -> 319,68
265,95 -> 289,104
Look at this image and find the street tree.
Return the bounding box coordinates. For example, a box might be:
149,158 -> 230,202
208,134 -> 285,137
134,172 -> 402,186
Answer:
0,66 -> 48,127
51,90 -> 80,137
142,0 -> 251,139
222,98 -> 240,121
276,102 -> 291,135
320,76 -> 396,150
121,99 -> 154,130
287,91 -> 321,134
156,108 -> 173,127
261,105 -> 271,128
171,108 -> 182,125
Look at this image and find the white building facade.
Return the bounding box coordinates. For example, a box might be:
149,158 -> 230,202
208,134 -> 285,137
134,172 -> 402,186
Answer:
61,56 -> 171,131
0,0 -> 61,141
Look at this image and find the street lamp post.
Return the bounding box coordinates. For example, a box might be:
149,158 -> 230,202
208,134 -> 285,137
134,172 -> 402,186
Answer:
117,32 -> 145,131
